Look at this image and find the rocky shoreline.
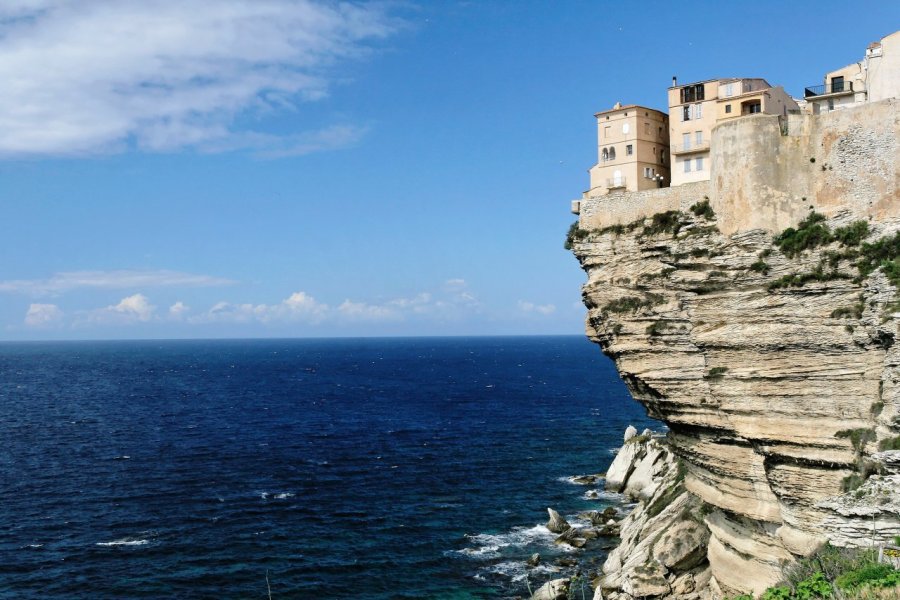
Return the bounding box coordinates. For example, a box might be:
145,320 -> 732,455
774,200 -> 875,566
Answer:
527,426 -> 714,600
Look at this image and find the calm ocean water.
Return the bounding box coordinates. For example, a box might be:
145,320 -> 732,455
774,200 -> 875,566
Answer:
0,336 -> 657,599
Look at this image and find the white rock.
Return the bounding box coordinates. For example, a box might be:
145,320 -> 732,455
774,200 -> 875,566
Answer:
532,578 -> 570,600
624,425 -> 638,442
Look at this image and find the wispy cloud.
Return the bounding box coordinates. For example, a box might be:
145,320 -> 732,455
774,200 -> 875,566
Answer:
24,303 -> 63,327
0,269 -> 236,295
0,1 -> 402,157
518,300 -> 556,315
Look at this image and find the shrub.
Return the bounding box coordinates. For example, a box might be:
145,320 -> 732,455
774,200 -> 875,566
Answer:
857,232 -> 900,287
835,564 -> 898,591
878,436 -> 900,451
834,221 -> 870,246
761,586 -> 793,600
643,210 -> 683,236
646,321 -> 667,336
690,199 -> 716,220
831,303 -> 864,319
751,260 -> 771,274
602,294 -> 665,314
784,544 -> 880,588
836,428 -> 876,453
793,572 -> 832,599
564,221 -> 585,250
706,367 -> 728,380
774,212 -> 833,258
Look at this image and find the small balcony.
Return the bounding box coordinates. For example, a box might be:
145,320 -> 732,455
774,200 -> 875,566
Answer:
606,177 -> 626,189
804,81 -> 856,98
671,141 -> 710,155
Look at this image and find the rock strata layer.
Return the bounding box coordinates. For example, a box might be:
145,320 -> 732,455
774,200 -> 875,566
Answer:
572,208 -> 900,596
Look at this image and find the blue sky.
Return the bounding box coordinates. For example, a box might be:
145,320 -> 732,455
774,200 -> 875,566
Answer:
1,0 -> 898,340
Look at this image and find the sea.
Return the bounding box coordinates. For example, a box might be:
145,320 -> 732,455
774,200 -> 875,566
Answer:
0,336 -> 659,599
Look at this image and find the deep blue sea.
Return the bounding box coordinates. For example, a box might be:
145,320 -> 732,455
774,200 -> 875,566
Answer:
0,336 -> 657,599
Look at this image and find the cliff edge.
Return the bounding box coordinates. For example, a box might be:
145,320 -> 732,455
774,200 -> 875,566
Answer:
570,101 -> 900,597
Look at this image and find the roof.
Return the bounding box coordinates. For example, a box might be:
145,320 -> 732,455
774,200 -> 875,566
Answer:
594,104 -> 667,118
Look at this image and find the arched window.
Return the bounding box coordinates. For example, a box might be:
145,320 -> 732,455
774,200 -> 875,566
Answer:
601,148 -> 608,161
609,147 -> 616,160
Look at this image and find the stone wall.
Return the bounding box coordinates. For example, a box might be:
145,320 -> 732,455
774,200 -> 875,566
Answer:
711,98 -> 900,235
578,181 -> 709,231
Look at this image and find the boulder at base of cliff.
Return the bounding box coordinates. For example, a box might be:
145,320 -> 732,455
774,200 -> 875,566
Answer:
546,507 -> 571,533
555,527 -> 587,548
624,425 -> 638,441
622,563 -> 670,598
605,438 -> 642,493
532,578 -> 570,600
652,520 -> 710,570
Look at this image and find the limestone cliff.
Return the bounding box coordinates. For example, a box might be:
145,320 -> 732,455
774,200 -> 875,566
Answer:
571,202 -> 900,595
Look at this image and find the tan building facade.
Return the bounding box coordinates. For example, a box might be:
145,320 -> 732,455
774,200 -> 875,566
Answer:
805,29 -> 900,114
586,103 -> 670,196
668,78 -> 799,186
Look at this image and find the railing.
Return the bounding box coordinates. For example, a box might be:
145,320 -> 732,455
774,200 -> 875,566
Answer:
606,177 -> 626,188
670,141 -> 710,155
804,81 -> 855,97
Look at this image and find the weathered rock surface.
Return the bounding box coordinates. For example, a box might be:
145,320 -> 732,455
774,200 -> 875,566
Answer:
572,204 -> 900,596
533,578 -> 570,600
598,434 -> 713,600
547,507 -> 571,534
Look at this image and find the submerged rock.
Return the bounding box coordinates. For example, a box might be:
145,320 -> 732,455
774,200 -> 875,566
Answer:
572,474 -> 602,485
546,507 -> 571,534
526,553 -> 541,568
554,527 -> 587,548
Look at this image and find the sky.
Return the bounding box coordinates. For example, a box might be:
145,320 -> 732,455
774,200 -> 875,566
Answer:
1,0 -> 898,340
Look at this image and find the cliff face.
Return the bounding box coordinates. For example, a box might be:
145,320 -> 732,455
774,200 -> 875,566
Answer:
571,207 -> 900,596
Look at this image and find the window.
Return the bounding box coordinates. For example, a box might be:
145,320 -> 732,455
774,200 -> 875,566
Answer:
683,105 -> 691,121
682,133 -> 691,150
827,99 -> 835,111
661,150 -> 666,164
696,156 -> 703,170
683,158 -> 691,173
694,103 -> 702,119
679,83 -> 705,103
831,75 -> 844,93
604,126 -> 611,138
609,147 -> 616,160
601,148 -> 608,161
644,167 -> 651,178
695,131 -> 703,145
626,144 -> 633,156
725,104 -> 732,114
622,122 -> 630,134
644,122 -> 650,135
723,82 -> 734,97
658,126 -> 663,136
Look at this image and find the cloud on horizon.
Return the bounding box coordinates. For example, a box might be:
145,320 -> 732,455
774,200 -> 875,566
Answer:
0,269 -> 236,295
24,303 -> 64,327
0,1 -> 403,157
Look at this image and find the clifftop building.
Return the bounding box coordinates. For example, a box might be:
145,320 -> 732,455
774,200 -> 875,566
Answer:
667,77 -> 798,186
804,30 -> 900,114
586,103 -> 670,196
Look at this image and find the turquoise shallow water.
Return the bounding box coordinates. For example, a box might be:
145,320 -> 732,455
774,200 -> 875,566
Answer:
0,336 -> 657,599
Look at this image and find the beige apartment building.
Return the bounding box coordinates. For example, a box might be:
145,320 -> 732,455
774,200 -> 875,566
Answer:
586,103 -> 670,196
668,78 -> 799,186
805,29 -> 900,114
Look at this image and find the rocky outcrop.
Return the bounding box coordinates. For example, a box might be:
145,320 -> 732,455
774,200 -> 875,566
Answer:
533,578 -> 570,600
598,433 -> 712,600
571,206 -> 900,597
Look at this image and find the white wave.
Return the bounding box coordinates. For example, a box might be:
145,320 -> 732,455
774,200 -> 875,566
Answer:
485,560 -> 560,583
455,525 -> 557,560
274,492 -> 294,499
96,538 -> 149,547
557,475 -> 604,486
582,489 -> 623,501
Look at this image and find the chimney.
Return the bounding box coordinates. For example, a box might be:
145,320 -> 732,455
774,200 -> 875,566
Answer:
672,76 -> 678,87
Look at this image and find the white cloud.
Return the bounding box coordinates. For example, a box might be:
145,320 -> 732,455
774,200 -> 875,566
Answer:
0,269 -> 236,295
518,300 -> 556,315
0,1 -> 402,157
193,291 -> 328,324
168,301 -> 189,319
24,302 -> 63,326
